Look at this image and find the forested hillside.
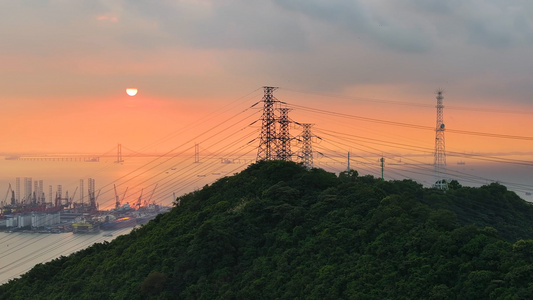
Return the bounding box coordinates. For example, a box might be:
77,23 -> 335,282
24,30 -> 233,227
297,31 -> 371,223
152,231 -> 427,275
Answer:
2,161 -> 533,299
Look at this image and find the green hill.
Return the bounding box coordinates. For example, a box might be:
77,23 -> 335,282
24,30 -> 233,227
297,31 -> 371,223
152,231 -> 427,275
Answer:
2,160 -> 533,299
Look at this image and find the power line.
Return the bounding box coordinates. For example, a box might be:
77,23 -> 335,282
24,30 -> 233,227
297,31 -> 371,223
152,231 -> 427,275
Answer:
315,127 -> 533,168
283,102 -> 533,141
280,87 -> 533,115
3,86 -> 533,285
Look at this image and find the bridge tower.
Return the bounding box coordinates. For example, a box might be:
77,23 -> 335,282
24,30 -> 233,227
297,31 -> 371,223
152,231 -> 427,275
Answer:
115,143 -> 124,163
433,90 -> 448,190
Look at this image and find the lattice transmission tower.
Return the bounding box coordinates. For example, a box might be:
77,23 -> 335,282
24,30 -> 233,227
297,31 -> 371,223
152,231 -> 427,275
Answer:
276,107 -> 293,161
256,86 -> 279,161
433,90 -> 448,190
194,143 -> 200,163
299,123 -> 314,168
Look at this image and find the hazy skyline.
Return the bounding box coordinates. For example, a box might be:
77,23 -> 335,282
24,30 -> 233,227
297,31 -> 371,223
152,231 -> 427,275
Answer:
1,1 -> 532,155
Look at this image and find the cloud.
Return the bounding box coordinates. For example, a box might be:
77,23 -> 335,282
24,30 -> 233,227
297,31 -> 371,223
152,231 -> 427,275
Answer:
462,5 -> 533,48
410,0 -> 533,48
1,0 -> 533,106
273,0 -> 433,53
122,1 -> 310,52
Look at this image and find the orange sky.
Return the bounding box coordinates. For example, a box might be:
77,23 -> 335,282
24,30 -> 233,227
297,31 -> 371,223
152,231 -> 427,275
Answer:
1,86 -> 532,159
0,1 -> 532,161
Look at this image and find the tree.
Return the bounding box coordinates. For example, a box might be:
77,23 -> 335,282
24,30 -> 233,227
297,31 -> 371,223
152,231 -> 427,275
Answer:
140,272 -> 167,296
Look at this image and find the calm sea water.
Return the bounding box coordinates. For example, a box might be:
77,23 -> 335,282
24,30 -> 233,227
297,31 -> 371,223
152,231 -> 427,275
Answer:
0,228 -> 133,284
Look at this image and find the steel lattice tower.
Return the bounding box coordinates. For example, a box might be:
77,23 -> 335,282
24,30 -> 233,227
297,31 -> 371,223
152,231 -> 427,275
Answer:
276,107 -> 293,161
433,90 -> 448,190
194,143 -> 200,163
256,86 -> 279,161
88,178 -> 97,212
300,123 -> 314,168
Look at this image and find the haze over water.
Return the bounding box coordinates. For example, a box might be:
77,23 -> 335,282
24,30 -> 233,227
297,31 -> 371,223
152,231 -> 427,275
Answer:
0,155 -> 241,210
2,152 -> 531,210
0,149 -> 531,284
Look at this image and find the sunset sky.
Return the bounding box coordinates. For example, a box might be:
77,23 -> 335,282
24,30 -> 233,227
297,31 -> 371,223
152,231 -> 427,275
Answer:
1,0 -> 532,158
2,2 -> 533,282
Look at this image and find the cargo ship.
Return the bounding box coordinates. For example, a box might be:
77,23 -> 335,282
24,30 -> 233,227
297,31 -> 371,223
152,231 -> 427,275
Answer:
72,221 -> 100,234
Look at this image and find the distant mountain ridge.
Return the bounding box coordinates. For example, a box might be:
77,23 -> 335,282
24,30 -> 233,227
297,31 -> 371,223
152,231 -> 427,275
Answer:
2,160 -> 533,299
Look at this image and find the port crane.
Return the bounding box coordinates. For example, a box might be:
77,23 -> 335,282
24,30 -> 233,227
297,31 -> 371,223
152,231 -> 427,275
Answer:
146,184 -> 158,206
114,184 -> 120,210
113,185 -> 129,210
136,188 -> 144,209
3,184 -> 15,206
69,187 -> 78,209
121,187 -> 128,206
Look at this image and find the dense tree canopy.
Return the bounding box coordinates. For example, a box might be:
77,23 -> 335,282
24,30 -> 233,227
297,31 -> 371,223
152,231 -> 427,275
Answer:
2,160 -> 533,299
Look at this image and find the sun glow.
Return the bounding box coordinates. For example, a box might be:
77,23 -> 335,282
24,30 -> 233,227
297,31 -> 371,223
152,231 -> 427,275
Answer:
126,88 -> 138,96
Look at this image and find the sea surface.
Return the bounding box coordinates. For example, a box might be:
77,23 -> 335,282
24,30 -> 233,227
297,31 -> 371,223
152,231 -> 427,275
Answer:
0,228 -> 133,284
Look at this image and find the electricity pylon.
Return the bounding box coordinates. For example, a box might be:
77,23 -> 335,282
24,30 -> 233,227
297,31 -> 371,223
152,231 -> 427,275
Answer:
256,86 -> 279,161
299,123 -> 314,168
433,90 -> 448,190
276,107 -> 293,161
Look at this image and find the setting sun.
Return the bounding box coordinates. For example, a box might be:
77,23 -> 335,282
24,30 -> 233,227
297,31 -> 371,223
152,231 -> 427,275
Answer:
126,88 -> 138,96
